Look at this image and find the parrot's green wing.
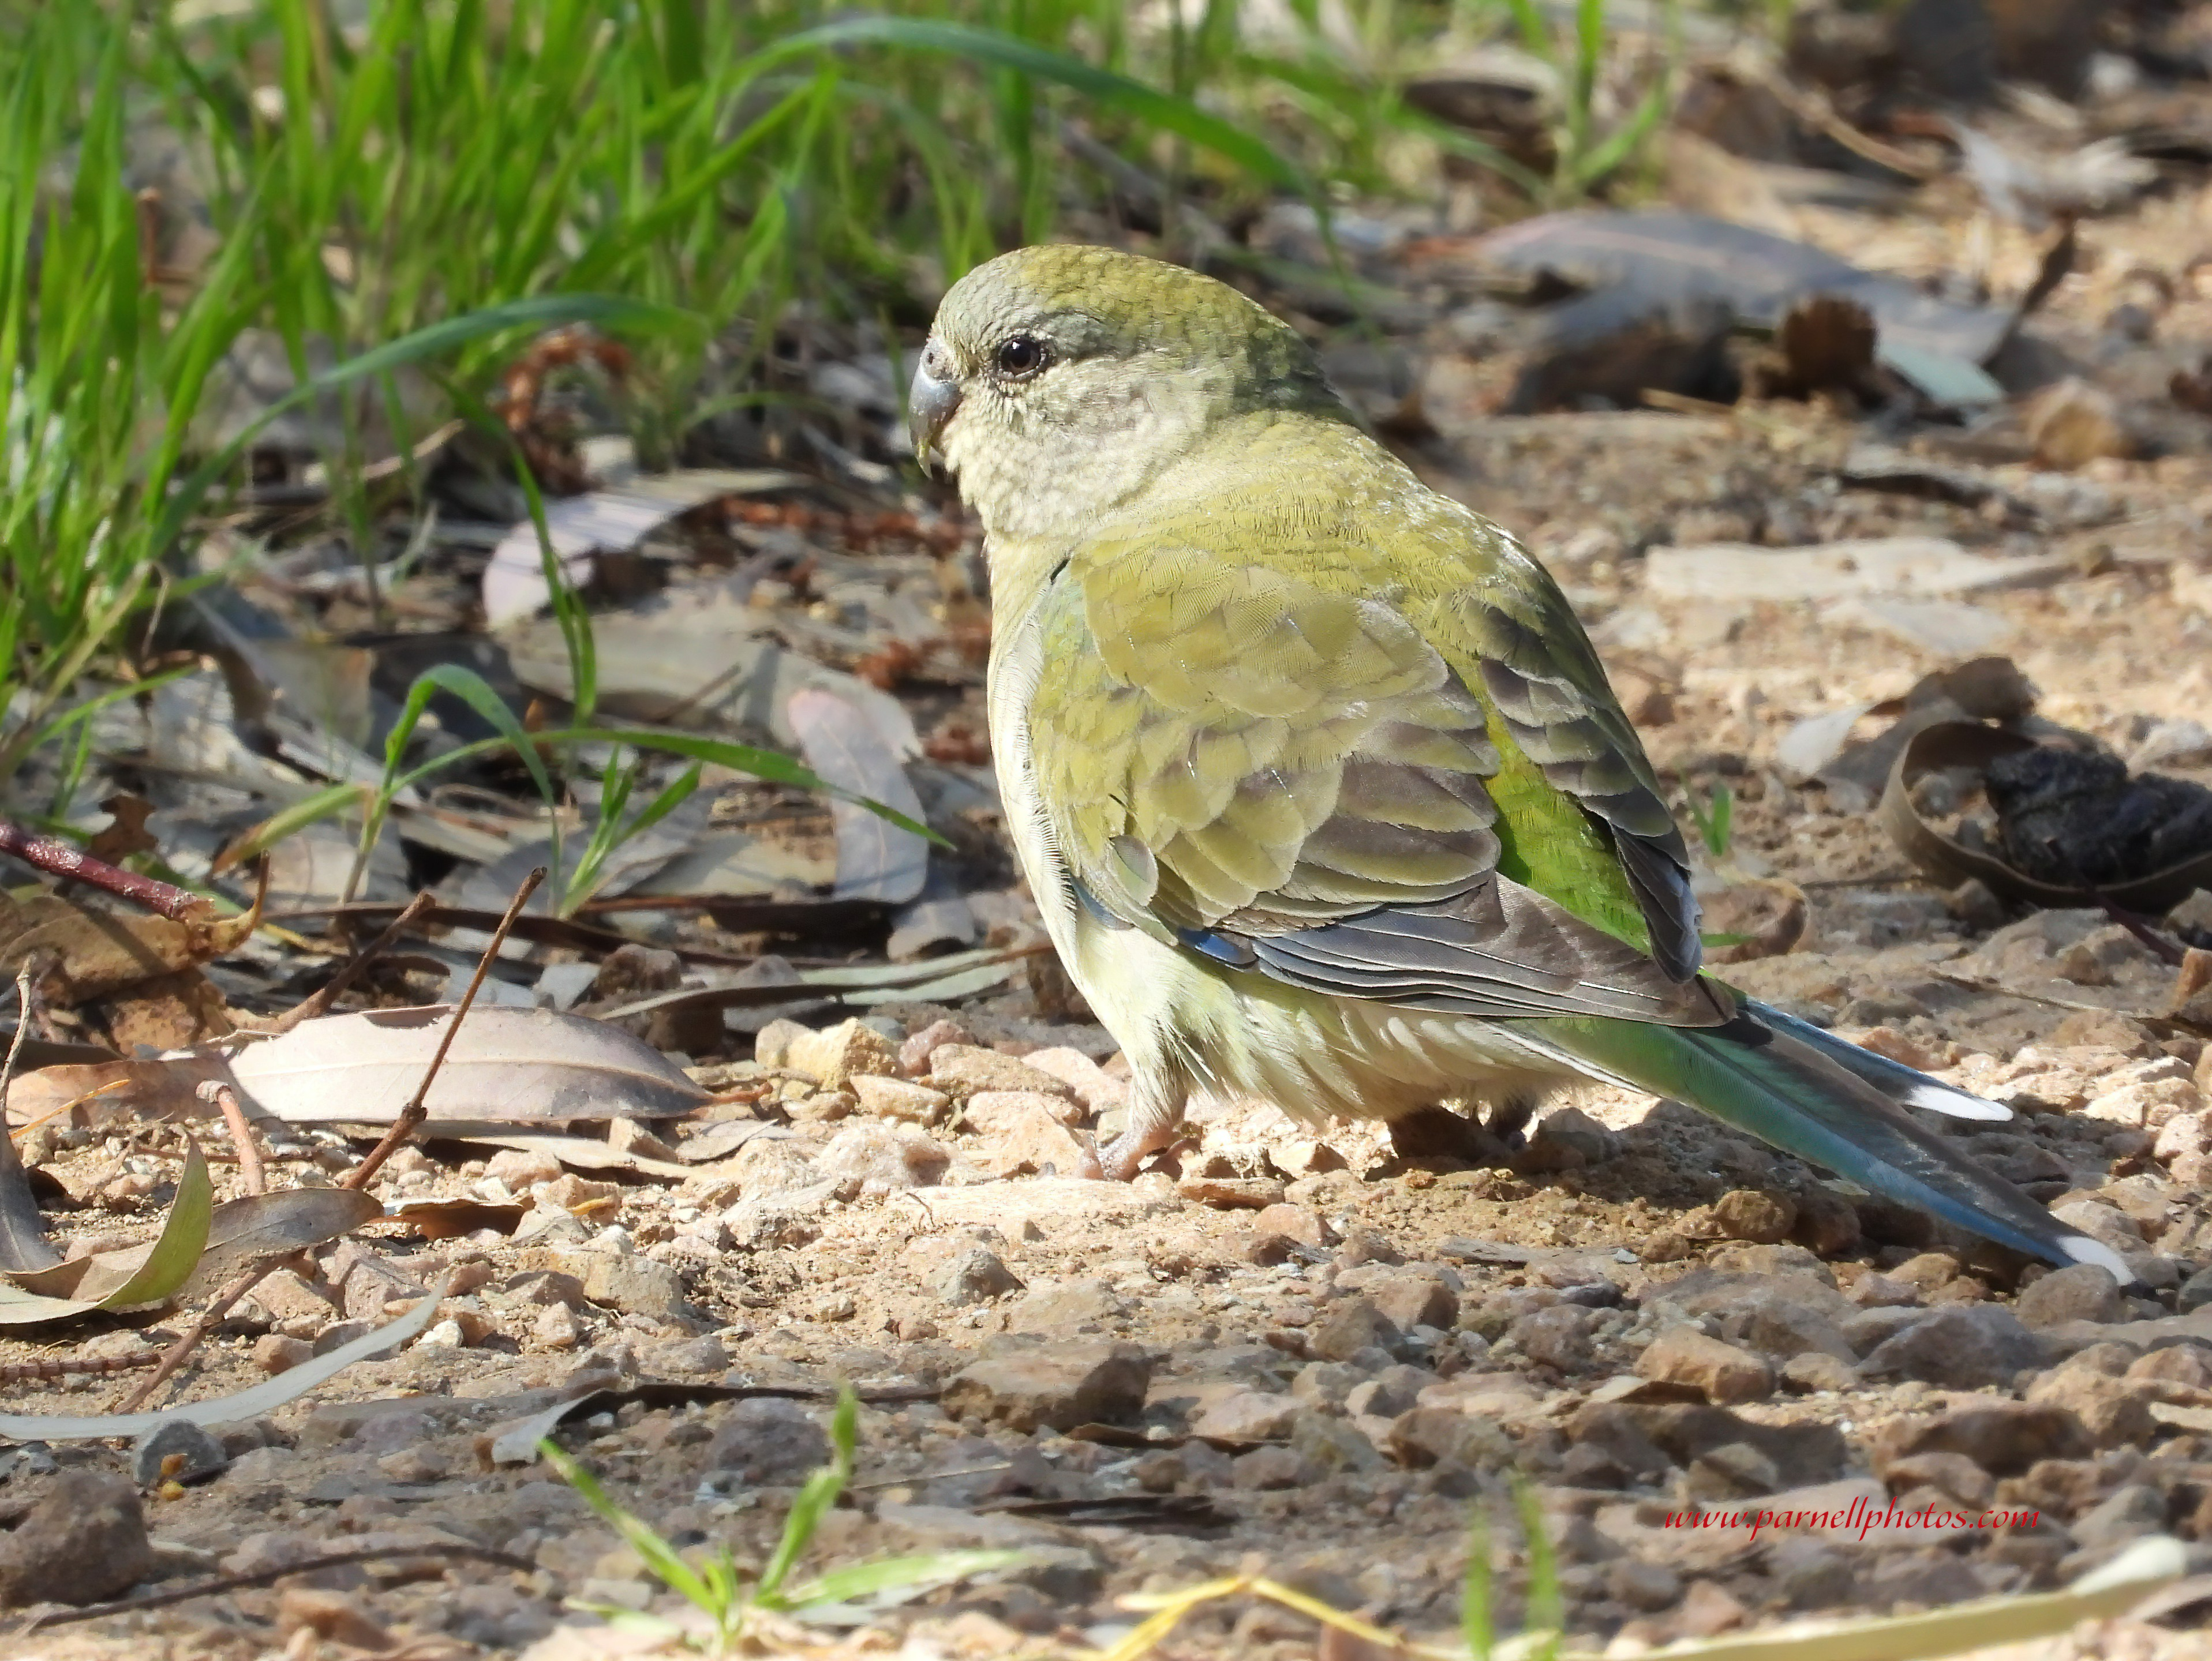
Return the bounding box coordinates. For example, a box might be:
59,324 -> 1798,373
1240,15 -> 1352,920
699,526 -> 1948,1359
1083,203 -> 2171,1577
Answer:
1023,507 -> 1720,1027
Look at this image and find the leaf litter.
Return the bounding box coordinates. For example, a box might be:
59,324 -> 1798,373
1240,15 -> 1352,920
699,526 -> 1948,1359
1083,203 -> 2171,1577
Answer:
6,6 -> 2212,1659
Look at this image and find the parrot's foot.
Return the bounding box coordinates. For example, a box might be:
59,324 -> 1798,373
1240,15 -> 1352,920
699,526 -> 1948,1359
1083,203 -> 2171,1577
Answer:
1080,1121 -> 1180,1182
1387,1101 -> 1527,1166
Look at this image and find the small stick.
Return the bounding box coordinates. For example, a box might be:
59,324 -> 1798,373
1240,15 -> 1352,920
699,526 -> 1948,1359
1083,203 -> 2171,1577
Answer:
196,1081 -> 265,1197
0,821 -> 203,920
111,1261 -> 282,1415
21,1542 -> 536,1630
254,888 -> 437,1036
0,963 -> 32,1122
117,871 -> 541,1415
340,867 -> 545,1194
0,1350 -> 159,1385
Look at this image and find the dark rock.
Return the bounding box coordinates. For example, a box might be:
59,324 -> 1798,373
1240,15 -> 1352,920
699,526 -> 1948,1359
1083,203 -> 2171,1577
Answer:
1367,1273 -> 1458,1333
706,1398 -> 829,1484
1781,1352 -> 1858,1393
1872,1400 -> 2091,1478
2017,1265 -> 2125,1330
1308,1297 -> 1403,1363
1710,1289 -> 1857,1361
1624,1404 -> 1846,1488
1565,1403 -> 1675,1485
1858,1305 -> 2046,1388
2070,1483 -> 2168,1551
132,1419 -> 228,1488
942,1342 -> 1151,1433
1385,1407 -> 1515,1470
1768,1537 -> 1856,1608
1231,1445 -> 1313,1489
1514,1304 -> 1599,1371
0,1472 -> 154,1606
1882,1451 -> 1994,1508
2177,1266 -> 2212,1314
1610,1559 -> 1682,1611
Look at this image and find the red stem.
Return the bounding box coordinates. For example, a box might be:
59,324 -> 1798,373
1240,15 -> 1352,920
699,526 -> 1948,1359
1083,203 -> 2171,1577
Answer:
0,820 -> 201,921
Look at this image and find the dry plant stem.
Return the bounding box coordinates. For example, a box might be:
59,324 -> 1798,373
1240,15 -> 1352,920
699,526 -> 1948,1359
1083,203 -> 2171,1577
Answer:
111,1258 -> 289,1415
0,820 -> 203,920
196,1080 -> 265,1197
340,866 -> 546,1193
259,888 -> 439,1035
0,963 -> 32,1119
24,1542 -> 536,1630
0,1350 -> 158,1385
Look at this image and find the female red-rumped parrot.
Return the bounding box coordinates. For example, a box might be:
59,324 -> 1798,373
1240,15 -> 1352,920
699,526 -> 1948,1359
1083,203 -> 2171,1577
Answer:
908,243 -> 2129,1283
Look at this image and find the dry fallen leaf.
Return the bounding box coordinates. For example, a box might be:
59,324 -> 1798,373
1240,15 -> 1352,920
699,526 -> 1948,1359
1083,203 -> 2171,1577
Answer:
227,1004 -> 712,1124
0,891 -> 256,1004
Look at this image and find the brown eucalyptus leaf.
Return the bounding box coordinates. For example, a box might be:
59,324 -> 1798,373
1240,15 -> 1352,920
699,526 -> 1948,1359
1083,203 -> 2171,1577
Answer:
227,1004 -> 711,1125
179,1187 -> 383,1298
0,893 -> 256,1005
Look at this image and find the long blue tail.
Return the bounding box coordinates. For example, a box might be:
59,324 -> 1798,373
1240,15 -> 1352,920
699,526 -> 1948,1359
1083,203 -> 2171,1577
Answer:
1526,1000 -> 2132,1282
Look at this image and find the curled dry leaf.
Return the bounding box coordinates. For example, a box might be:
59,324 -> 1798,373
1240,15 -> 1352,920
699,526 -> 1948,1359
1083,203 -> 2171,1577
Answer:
1881,723 -> 2212,914
0,1142 -> 213,1322
227,1004 -> 712,1125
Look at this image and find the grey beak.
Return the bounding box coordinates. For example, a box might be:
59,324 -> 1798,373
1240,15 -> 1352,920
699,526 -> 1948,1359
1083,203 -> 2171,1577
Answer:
908,343 -> 961,462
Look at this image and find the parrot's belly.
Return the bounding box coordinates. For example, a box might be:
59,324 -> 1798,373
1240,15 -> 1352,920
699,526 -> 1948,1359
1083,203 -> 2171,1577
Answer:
1067,906 -> 1573,1127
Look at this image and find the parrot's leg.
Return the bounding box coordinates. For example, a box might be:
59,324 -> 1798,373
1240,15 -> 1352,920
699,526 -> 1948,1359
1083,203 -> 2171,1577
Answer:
1081,1075 -> 1191,1180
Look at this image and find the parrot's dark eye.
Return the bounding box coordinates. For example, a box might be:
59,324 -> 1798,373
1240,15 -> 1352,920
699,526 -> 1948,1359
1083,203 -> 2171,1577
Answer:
993,335 -> 1048,380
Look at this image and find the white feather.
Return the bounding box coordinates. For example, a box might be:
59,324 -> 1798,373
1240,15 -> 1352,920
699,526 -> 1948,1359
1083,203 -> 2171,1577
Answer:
1904,1079 -> 2013,1122
2060,1235 -> 2138,1285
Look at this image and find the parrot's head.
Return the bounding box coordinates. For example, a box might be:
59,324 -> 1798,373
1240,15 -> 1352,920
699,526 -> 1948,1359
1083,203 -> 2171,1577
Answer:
911,244 -> 1342,544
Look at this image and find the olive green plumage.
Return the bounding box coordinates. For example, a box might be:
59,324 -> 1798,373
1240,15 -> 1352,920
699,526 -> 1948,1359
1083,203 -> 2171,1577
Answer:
909,243 -> 2125,1281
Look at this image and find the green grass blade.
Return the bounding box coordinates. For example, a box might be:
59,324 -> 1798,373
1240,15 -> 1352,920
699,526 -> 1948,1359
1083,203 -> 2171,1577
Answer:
1463,1505 -> 1493,1661
784,1549 -> 1030,1613
768,18 -> 1311,196
754,1385 -> 857,1604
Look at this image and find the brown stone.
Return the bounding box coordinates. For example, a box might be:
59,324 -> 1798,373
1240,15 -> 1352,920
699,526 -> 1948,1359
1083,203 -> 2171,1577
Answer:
2026,1366 -> 2157,1446
942,1342 -> 1152,1433
2016,1264 -> 2124,1330
1636,1326 -> 1773,1404
1308,1297 -> 1402,1363
0,1472 -> 152,1607
1872,1400 -> 2091,1478
1711,1190 -> 1796,1244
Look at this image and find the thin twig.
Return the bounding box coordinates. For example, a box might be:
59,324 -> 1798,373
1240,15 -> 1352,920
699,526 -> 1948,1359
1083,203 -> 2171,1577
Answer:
340,866 -> 545,1193
0,964 -> 32,1123
0,821 -> 203,920
0,1350 -> 159,1386
197,1081 -> 265,1197
111,1261 -> 282,1415
252,888 -> 438,1036
21,1542 -> 536,1631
